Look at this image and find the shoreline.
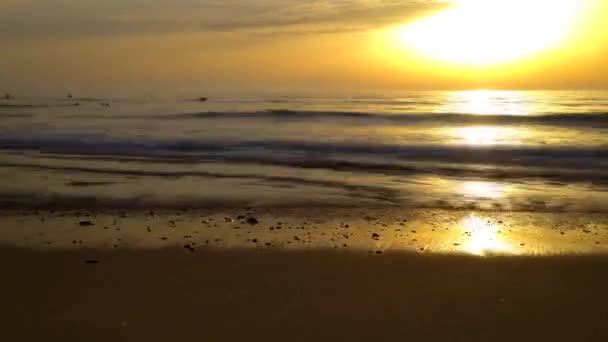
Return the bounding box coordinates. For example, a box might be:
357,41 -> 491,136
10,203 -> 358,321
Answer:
1,207 -> 606,255
3,207 -> 608,340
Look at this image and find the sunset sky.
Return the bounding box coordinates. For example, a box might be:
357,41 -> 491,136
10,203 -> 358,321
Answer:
1,0 -> 606,95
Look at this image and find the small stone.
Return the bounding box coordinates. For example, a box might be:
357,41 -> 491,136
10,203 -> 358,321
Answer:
79,221 -> 94,226
247,217 -> 259,225
376,251 -> 383,254
372,233 -> 380,240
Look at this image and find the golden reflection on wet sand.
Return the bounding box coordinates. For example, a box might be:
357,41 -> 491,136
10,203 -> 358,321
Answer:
460,214 -> 513,256
0,209 -> 606,256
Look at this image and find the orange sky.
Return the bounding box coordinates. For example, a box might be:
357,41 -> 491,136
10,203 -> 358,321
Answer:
0,0 -> 606,95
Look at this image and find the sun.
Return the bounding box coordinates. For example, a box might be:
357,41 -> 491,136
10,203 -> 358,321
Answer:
398,0 -> 586,66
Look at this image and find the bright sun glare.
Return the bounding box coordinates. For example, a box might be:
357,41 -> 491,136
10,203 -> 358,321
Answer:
462,215 -> 512,255
399,0 -> 586,65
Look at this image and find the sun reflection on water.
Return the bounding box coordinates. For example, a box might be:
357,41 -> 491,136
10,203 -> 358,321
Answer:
458,126 -> 500,145
461,181 -> 504,199
461,215 -> 512,256
443,90 -> 532,115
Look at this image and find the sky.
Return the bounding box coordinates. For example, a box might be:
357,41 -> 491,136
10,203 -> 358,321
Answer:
0,0 -> 606,96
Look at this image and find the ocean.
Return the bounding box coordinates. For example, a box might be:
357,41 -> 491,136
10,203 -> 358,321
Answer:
1,90 -> 607,211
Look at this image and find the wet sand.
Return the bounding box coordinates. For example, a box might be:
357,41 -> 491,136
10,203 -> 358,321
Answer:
1,208 -> 607,254
2,208 -> 608,341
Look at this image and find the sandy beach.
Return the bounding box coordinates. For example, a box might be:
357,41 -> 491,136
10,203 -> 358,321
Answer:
3,0 -> 608,339
2,208 -> 608,341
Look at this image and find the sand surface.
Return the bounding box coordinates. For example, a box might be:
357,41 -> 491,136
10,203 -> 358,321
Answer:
1,208 -> 608,254
2,208 -> 608,341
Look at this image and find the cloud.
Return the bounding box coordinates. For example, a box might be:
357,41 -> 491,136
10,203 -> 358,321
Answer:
0,0 -> 450,39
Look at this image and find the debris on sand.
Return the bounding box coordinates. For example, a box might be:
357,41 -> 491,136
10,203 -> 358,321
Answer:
183,244 -> 195,252
372,233 -> 380,240
85,259 -> 99,264
247,217 -> 259,225
79,221 -> 94,226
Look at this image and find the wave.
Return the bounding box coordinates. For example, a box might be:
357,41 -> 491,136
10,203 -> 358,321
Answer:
0,161 -> 400,204
171,110 -> 608,128
24,153 -> 608,186
1,135 -> 607,183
